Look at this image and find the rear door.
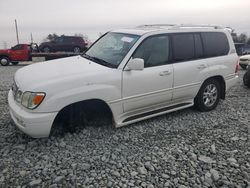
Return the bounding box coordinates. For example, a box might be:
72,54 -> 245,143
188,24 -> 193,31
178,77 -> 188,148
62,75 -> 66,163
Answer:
63,37 -> 74,51
172,33 -> 208,101
122,35 -> 174,112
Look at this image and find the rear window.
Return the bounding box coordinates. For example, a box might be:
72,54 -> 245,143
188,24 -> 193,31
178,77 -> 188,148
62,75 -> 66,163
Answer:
201,32 -> 229,57
172,34 -> 195,61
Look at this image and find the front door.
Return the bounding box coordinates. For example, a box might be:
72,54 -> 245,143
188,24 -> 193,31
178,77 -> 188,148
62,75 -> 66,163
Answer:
122,35 -> 173,112
10,44 -> 28,61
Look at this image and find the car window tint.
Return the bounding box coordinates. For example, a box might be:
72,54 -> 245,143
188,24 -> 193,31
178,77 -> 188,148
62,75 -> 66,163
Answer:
172,34 -> 195,62
12,44 -> 24,50
194,34 -> 203,58
201,32 -> 229,57
132,35 -> 169,68
55,37 -> 63,43
64,37 -> 72,43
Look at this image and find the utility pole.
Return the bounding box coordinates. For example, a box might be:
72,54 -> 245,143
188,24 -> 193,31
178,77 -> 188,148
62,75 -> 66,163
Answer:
15,19 -> 19,44
3,41 -> 7,49
30,33 -> 33,43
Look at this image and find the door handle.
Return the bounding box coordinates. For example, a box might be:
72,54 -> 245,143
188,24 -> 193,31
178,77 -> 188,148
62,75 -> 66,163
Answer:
159,70 -> 171,76
197,64 -> 207,69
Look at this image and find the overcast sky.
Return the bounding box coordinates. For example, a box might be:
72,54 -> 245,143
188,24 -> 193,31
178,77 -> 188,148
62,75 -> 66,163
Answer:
0,0 -> 250,47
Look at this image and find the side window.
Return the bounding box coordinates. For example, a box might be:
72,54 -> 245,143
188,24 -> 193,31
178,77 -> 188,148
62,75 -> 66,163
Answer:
172,34 -> 195,62
55,37 -> 63,43
201,32 -> 229,57
12,44 -> 24,50
132,35 -> 169,67
194,34 -> 203,58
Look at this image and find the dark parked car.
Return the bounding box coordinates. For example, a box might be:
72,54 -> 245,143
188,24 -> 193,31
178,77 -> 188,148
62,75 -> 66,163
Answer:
39,36 -> 87,53
243,65 -> 250,88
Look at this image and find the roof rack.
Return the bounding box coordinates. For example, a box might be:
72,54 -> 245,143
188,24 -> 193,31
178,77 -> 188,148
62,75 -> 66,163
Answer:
137,24 -> 176,27
172,24 -> 223,29
137,24 -> 223,30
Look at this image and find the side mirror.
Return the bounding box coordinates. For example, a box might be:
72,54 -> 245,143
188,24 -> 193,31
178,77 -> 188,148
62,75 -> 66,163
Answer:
126,58 -> 144,71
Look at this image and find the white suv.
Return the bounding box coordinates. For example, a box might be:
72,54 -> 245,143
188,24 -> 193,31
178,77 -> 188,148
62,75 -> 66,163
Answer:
8,24 -> 239,138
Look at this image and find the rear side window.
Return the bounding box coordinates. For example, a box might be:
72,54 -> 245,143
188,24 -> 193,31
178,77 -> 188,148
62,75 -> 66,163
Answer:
132,35 -> 170,68
172,34 -> 195,61
201,32 -> 229,57
63,37 -> 72,43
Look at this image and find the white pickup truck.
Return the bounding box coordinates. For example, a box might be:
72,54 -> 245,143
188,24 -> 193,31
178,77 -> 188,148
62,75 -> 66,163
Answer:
8,24 -> 239,138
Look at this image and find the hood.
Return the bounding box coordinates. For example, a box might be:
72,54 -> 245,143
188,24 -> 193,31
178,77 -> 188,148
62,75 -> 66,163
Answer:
0,49 -> 10,53
15,55 -> 112,91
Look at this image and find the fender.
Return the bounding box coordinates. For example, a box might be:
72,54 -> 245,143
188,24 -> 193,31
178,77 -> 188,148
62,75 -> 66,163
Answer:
0,53 -> 11,61
35,83 -> 122,117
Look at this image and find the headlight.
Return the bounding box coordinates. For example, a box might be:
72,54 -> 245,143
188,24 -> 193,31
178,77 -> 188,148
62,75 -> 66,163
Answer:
21,92 -> 45,109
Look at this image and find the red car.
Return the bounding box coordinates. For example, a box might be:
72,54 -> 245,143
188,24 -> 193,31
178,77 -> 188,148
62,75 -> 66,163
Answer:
0,44 -> 32,66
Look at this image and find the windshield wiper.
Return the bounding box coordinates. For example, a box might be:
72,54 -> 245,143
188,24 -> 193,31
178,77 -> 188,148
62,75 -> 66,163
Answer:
81,54 -> 95,61
81,54 -> 116,68
91,56 -> 116,68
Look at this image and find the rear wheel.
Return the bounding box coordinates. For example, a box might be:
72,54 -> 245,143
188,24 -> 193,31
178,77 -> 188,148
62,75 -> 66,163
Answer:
0,57 -> 10,66
194,79 -> 221,111
11,61 -> 19,65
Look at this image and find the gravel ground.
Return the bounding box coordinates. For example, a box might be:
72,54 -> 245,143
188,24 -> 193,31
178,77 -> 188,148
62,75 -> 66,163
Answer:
0,64 -> 250,188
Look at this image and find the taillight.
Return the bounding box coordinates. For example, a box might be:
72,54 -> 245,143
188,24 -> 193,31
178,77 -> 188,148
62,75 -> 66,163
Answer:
235,60 -> 240,73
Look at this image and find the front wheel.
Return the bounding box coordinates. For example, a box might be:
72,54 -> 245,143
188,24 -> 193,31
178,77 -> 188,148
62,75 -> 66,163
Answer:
194,79 -> 221,112
42,46 -> 50,53
243,71 -> 250,88
0,57 -> 10,66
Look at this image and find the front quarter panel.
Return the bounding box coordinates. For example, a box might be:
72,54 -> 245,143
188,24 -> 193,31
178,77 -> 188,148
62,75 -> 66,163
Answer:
40,84 -> 121,112
34,69 -> 123,119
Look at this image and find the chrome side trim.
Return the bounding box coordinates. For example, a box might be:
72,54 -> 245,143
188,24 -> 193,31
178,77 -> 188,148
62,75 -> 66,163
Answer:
173,82 -> 201,90
109,82 -> 201,104
109,88 -> 173,104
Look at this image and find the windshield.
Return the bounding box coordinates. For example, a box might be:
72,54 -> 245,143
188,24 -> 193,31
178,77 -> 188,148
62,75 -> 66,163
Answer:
84,32 -> 140,68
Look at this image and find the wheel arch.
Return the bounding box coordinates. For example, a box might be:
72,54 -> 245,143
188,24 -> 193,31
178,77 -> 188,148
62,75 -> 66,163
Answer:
52,98 -> 114,125
0,54 -> 11,61
201,75 -> 226,99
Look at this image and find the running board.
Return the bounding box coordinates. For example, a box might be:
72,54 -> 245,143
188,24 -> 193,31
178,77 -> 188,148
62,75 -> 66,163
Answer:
122,102 -> 192,123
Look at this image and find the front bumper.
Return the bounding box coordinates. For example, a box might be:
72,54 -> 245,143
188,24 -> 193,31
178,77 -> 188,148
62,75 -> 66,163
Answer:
8,90 -> 57,138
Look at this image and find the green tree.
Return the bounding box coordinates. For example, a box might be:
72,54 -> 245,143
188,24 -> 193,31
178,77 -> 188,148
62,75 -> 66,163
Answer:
238,33 -> 248,43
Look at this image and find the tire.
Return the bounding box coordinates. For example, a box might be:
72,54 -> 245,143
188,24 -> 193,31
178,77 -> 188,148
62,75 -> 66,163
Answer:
0,56 -> 10,66
73,46 -> 81,53
243,71 -> 250,88
240,64 -> 247,70
194,79 -> 221,112
42,46 -> 50,53
11,61 -> 19,65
